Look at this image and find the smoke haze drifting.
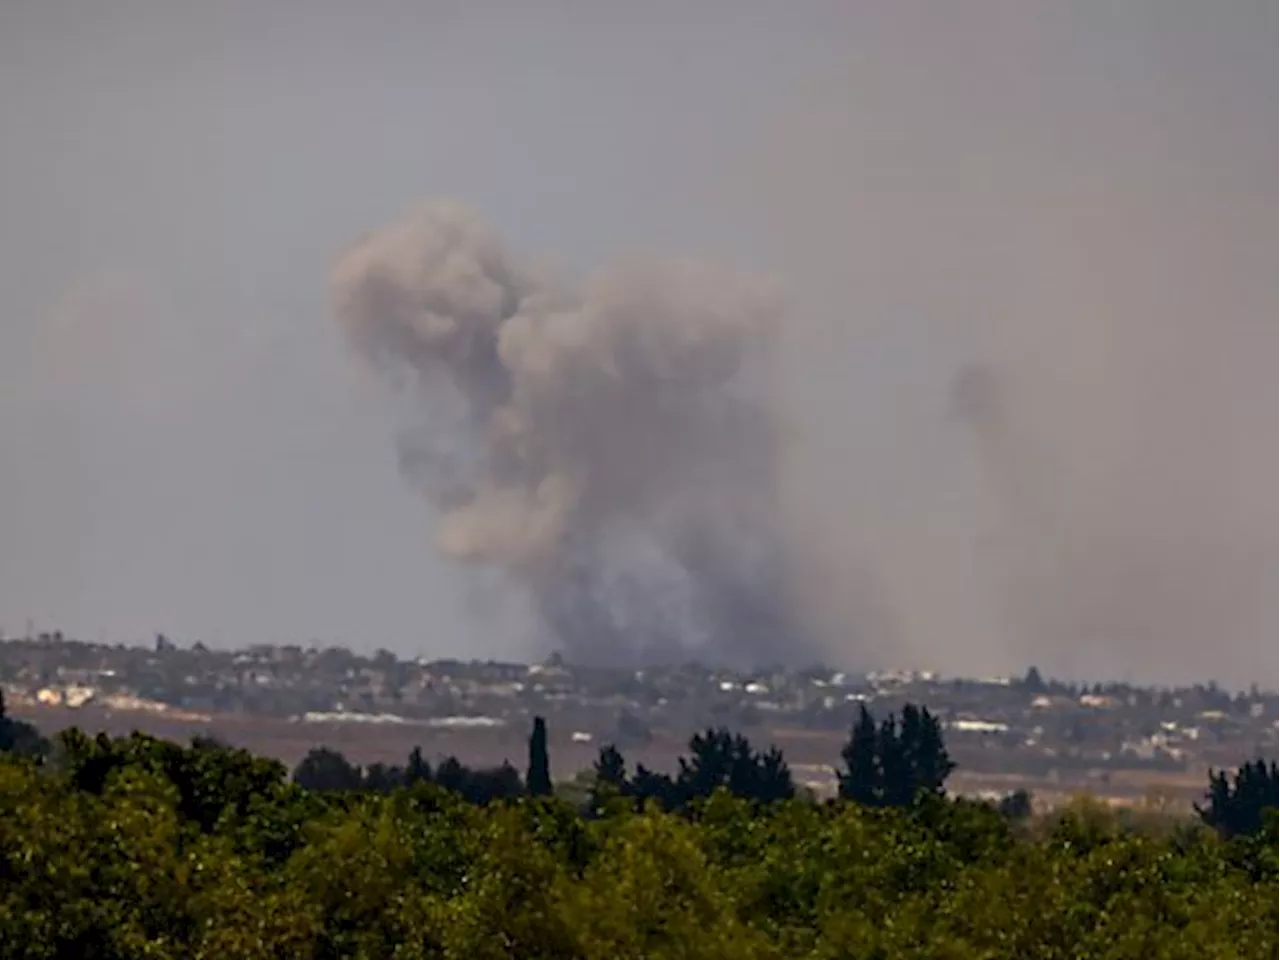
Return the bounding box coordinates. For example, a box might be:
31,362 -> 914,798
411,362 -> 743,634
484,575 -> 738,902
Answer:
725,4 -> 1277,684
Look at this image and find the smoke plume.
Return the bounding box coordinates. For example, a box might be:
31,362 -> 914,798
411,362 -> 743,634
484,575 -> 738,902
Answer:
316,5 -> 1274,686
332,201 -> 803,666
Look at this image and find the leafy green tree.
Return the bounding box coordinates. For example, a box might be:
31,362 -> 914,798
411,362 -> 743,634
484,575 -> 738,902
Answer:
594,744 -> 627,790
405,745 -> 432,785
527,715 -> 553,797
292,746 -> 363,792
1196,758 -> 1279,839
434,755 -> 468,794
440,804 -> 579,958
0,689 -> 49,760
676,728 -> 794,807
1022,665 -> 1046,694
837,703 -> 880,805
52,730 -> 288,834
0,759 -> 207,957
0,718 -> 1276,958
838,703 -> 954,807
997,788 -> 1033,822
895,703 -> 954,802
225,778 -> 327,867
429,755 -> 525,805
589,743 -> 629,813
166,735 -> 288,832
631,763 -> 681,810
281,799 -> 445,957
609,728 -> 794,813
563,804 -> 769,959
464,762 -> 525,805
54,728 -> 124,793
362,761 -> 405,793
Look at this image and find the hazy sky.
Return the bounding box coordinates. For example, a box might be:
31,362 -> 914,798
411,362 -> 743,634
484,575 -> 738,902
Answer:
0,2 -> 1274,686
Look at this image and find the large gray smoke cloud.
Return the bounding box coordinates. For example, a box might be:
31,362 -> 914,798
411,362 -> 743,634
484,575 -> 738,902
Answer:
332,201 -> 804,666
327,4 -> 1278,689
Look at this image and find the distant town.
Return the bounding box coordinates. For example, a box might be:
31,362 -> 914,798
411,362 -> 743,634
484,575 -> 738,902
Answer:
2,631 -> 1275,806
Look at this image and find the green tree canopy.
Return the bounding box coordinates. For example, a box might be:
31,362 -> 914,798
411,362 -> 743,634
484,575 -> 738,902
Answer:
1196,758 -> 1279,839
292,745 -> 363,793
838,702 -> 955,807
0,689 -> 49,760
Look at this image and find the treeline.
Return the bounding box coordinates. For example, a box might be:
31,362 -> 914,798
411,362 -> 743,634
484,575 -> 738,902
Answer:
4,689 -> 1276,836
0,695 -> 1276,958
287,704 -> 961,815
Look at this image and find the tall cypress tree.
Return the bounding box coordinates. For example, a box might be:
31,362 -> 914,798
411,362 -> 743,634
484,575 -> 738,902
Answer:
405,746 -> 432,785
838,703 -> 953,807
527,715 -> 552,797
838,704 -> 881,805
910,705 -> 954,796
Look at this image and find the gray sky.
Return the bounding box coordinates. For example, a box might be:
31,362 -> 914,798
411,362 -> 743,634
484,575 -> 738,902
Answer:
0,2 -> 1274,686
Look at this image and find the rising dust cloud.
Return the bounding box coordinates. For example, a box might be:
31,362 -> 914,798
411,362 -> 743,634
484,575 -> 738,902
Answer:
332,201 -> 804,667
326,4 -> 1276,682
332,187 -> 1276,682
